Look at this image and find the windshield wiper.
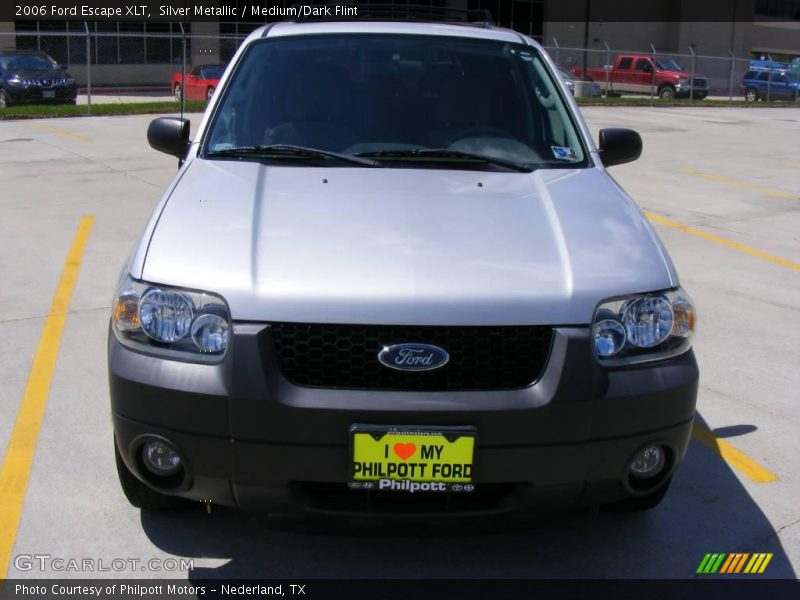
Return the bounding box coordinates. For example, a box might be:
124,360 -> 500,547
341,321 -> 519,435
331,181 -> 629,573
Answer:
206,144 -> 381,167
354,148 -> 533,172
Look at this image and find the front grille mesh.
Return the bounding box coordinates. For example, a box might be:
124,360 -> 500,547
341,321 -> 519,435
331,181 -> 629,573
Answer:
269,323 -> 553,391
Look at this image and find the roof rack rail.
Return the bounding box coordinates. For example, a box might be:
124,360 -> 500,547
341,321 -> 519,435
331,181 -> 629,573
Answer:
291,3 -> 495,26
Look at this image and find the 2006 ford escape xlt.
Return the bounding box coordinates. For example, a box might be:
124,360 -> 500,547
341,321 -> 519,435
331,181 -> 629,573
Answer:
109,17 -> 699,516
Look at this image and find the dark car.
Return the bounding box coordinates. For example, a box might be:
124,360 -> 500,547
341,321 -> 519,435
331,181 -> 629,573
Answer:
741,70 -> 800,101
0,51 -> 78,108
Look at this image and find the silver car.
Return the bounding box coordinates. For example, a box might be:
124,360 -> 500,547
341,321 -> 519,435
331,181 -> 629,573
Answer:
109,19 -> 698,517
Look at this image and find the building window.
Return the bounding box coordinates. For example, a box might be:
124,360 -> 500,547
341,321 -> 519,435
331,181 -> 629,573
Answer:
11,21 -> 190,65
756,0 -> 800,19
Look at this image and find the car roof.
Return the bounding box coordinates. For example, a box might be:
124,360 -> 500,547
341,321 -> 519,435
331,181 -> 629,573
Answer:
257,20 -> 528,44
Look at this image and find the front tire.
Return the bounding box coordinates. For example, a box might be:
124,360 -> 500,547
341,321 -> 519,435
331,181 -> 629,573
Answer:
0,90 -> 11,109
745,87 -> 759,102
602,476 -> 673,513
115,441 -> 194,511
206,86 -> 215,101
174,84 -> 182,102
658,85 -> 676,100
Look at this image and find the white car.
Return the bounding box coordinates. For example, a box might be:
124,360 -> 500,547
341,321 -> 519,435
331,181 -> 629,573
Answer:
110,17 -> 698,517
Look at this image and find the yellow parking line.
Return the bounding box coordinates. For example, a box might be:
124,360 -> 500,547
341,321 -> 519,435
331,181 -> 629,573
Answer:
680,167 -> 799,201
691,422 -> 778,483
645,212 -> 800,271
0,216 -> 94,576
26,122 -> 91,143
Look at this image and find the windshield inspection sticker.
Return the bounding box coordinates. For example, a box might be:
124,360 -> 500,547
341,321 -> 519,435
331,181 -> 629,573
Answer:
551,145 -> 578,161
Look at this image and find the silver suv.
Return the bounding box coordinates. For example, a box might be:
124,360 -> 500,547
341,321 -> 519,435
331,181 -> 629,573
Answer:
109,19 -> 698,517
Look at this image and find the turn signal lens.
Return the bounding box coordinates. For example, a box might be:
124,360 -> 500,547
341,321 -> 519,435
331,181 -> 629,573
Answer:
671,295 -> 696,338
113,291 -> 140,331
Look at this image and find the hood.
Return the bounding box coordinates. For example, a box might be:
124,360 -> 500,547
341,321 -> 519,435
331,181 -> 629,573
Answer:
140,160 -> 675,325
6,69 -> 67,80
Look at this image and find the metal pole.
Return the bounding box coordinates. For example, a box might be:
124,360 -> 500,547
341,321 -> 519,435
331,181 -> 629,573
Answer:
179,22 -> 186,117
582,0 -> 591,82
650,44 -> 657,105
84,22 -> 91,116
603,40 -> 611,102
766,53 -> 772,102
689,46 -> 696,105
728,51 -> 735,104
552,37 -> 560,69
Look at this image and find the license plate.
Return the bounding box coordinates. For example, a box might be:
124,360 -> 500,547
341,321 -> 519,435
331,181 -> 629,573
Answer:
350,425 -> 476,493
43,91 -> 55,99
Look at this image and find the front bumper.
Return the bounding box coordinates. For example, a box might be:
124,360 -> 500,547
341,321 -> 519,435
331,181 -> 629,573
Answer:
3,84 -> 77,103
674,83 -> 708,97
109,325 -> 699,516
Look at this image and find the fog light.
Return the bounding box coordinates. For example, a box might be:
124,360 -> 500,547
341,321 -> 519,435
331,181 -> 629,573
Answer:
141,440 -> 182,476
630,445 -> 665,478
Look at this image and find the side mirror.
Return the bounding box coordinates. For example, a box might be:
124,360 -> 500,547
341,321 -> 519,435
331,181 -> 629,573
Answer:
598,128 -> 642,167
147,117 -> 190,158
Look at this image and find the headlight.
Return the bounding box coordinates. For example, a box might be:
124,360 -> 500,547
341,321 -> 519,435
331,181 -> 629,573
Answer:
112,275 -> 230,363
8,76 -> 24,86
592,288 -> 695,365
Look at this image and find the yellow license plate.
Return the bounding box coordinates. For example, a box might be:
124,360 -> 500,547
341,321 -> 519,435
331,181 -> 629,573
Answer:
350,425 -> 476,492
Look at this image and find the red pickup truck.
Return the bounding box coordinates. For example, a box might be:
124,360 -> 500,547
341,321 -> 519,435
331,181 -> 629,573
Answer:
570,55 -> 709,100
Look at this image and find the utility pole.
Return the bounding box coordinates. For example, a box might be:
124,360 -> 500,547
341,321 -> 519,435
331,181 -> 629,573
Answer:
582,0 -> 591,80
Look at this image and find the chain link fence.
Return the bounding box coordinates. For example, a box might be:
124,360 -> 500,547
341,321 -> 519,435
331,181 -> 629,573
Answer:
544,40 -> 800,105
0,26 -> 248,113
1,26 -> 798,113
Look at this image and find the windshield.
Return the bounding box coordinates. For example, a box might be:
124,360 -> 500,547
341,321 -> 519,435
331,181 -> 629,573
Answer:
204,65 -> 225,79
0,54 -> 58,71
203,34 -> 587,170
656,59 -> 685,72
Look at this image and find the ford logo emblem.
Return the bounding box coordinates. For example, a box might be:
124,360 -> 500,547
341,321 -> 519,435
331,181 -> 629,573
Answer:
377,343 -> 449,372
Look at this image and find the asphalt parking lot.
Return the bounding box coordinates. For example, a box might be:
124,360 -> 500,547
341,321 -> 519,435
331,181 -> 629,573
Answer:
0,106 -> 798,581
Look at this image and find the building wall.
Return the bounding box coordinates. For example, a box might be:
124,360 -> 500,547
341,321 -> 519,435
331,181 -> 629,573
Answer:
0,21 -> 15,49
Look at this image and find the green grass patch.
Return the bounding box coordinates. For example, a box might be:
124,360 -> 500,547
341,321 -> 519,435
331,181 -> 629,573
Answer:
575,96 -> 799,107
0,100 -> 207,120
1,96 -> 796,120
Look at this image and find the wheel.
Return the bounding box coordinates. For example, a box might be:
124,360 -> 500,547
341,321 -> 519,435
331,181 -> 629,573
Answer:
745,87 -> 759,102
206,86 -> 215,101
0,90 -> 11,109
693,92 -> 707,100
602,476 -> 672,513
115,440 -> 194,511
174,84 -> 182,102
658,85 -> 676,100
